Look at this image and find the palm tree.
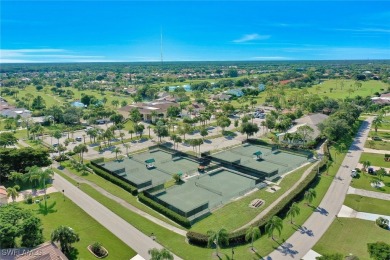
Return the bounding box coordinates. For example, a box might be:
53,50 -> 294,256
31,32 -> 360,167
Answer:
286,202 -> 301,224
147,125 -> 152,138
245,226 -> 261,251
123,143 -> 130,156
372,116 -> 383,133
119,132 -> 125,143
51,226 -> 80,256
376,168 -> 386,181
8,171 -> 24,185
40,168 -> 54,196
148,248 -> 173,260
53,130 -> 62,156
25,166 -> 41,188
362,160 -> 371,172
6,185 -> 20,202
265,216 -> 283,241
207,228 -> 229,257
304,188 -> 317,206
112,147 -> 122,160
128,129 -> 135,140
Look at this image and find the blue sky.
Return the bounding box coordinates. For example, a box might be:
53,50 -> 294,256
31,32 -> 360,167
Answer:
1,1 -> 390,63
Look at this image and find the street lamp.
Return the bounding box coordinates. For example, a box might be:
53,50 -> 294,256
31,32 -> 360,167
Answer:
62,189 -> 65,201
231,247 -> 235,259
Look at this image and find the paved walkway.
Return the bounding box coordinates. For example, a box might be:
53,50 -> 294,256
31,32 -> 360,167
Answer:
347,186 -> 390,201
338,205 -> 390,223
363,147 -> 390,154
52,161 -> 187,236
234,142 -> 324,232
267,116 -> 373,259
301,250 -> 321,260
52,172 -> 182,260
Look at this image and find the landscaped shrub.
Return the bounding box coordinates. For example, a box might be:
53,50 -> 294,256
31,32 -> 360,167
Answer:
138,193 -> 191,228
87,164 -> 137,195
186,231 -> 209,247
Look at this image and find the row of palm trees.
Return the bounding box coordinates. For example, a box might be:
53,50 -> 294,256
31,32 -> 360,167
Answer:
206,197 -> 315,256
7,166 -> 54,202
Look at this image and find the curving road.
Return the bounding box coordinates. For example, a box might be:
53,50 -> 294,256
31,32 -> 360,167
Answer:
52,173 -> 182,260
267,117 -> 373,259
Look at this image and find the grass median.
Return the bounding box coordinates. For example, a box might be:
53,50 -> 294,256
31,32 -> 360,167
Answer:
344,194 -> 390,216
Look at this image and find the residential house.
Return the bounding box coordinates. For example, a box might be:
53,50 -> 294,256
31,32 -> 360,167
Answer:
371,93 -> 390,105
285,113 -> 329,140
8,242 -> 68,260
0,186 -> 7,205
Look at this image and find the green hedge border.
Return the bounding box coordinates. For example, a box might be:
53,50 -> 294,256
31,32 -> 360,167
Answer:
138,193 -> 191,228
87,163 -> 138,195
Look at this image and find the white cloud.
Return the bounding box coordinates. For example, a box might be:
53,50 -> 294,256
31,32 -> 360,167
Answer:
233,33 -> 270,43
0,48 -> 108,63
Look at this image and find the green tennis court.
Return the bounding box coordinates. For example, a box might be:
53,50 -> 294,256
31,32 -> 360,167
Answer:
152,168 -> 258,220
210,143 -> 309,177
98,149 -> 200,188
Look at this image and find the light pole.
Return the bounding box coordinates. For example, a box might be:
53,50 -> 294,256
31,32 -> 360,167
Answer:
231,247 -> 235,259
62,189 -> 65,201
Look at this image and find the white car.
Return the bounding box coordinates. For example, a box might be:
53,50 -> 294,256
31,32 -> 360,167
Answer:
75,137 -> 82,142
351,169 -> 357,178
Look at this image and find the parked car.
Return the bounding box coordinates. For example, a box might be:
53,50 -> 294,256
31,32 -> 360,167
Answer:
75,136 -> 82,142
368,167 -> 375,174
372,136 -> 382,141
351,169 -> 357,178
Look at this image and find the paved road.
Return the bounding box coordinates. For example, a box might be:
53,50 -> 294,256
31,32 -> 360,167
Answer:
53,161 -> 187,236
52,173 -> 182,260
267,117 -> 373,259
347,186 -> 390,201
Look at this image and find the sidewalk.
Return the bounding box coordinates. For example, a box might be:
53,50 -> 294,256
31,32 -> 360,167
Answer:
363,147 -> 390,154
52,161 -> 187,236
7,187 -> 58,203
338,205 -> 390,223
347,186 -> 390,201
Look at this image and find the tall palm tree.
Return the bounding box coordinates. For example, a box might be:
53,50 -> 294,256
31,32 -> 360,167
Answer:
112,147 -> 122,160
207,228 -> 229,257
6,185 -> 20,202
362,160 -> 371,172
376,168 -> 386,181
372,116 -> 383,133
265,216 -> 283,241
8,171 -> 24,185
148,248 -> 173,260
25,166 -> 41,188
286,202 -> 301,224
123,143 -> 130,156
51,226 -> 80,256
40,168 -> 54,196
304,188 -> 317,206
245,226 -> 261,251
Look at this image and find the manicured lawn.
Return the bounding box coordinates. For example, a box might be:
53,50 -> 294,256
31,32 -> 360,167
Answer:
364,139 -> 390,151
307,79 -> 388,99
190,164 -> 311,233
18,192 -> 136,260
350,171 -> 390,194
359,152 -> 390,168
344,194 -> 390,216
377,116 -> 390,131
369,130 -> 390,140
313,218 -> 390,259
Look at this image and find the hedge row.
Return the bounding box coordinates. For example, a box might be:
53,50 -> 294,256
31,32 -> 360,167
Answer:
187,152 -> 328,247
87,163 -> 138,195
138,193 -> 191,228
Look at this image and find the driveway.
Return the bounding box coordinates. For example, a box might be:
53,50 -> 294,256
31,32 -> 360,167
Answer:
267,117 -> 373,259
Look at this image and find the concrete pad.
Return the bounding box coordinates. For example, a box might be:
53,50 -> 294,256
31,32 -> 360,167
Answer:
7,186 -> 58,203
347,186 -> 356,194
302,249 -> 322,260
130,254 -> 146,260
337,205 -> 357,218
